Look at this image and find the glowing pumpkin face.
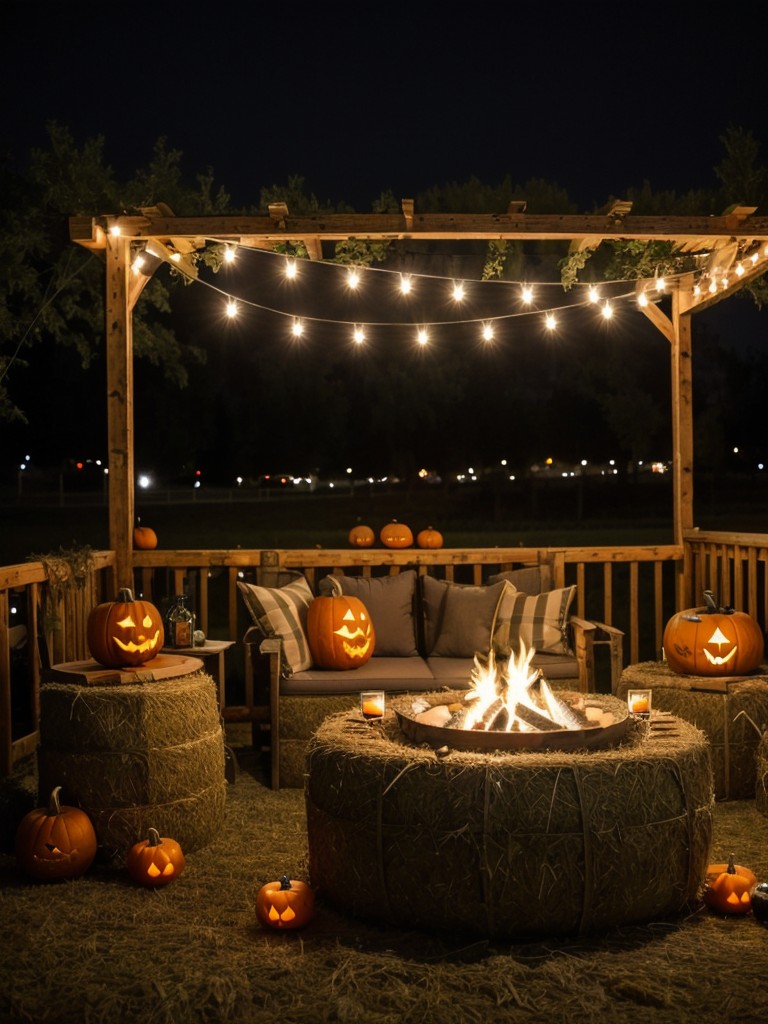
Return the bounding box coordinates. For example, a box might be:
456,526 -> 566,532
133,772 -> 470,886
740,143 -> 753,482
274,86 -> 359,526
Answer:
380,520 -> 413,548
703,854 -> 757,915
126,828 -> 186,887
87,589 -> 164,668
307,595 -> 375,670
663,591 -> 764,677
15,786 -> 98,881
256,875 -> 315,930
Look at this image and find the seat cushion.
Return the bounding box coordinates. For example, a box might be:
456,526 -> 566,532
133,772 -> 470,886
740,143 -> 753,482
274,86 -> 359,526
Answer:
280,656 -> 435,695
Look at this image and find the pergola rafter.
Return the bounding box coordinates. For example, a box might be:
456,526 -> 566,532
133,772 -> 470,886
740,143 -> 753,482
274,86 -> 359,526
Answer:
70,202 -> 768,588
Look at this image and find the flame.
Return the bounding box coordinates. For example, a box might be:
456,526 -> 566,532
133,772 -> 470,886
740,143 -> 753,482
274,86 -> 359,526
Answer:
463,642 -> 541,732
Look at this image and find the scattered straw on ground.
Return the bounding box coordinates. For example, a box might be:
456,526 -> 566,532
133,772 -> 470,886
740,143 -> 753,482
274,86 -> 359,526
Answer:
1,720 -> 768,1023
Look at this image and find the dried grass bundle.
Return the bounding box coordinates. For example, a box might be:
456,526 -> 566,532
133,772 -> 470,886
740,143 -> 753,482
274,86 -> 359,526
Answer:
37,672 -> 226,859
618,661 -> 768,799
306,691 -> 714,940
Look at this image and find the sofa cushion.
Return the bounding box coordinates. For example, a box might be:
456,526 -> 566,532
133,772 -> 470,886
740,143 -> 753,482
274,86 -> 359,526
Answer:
422,576 -> 509,657
320,571 -> 419,657
280,656 -> 435,695
488,563 -> 553,595
495,585 -> 577,655
237,574 -> 314,675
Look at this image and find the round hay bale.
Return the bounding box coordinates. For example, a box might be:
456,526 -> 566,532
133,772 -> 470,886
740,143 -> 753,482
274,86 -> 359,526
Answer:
305,690 -> 714,940
618,661 -> 768,799
37,672 -> 226,860
756,731 -> 768,817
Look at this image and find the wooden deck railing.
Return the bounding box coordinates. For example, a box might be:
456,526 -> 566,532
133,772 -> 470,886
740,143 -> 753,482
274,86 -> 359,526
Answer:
2,531 -> 767,777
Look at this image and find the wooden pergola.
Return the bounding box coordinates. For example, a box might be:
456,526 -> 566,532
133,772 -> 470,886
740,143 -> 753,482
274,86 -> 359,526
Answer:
70,201 -> 768,588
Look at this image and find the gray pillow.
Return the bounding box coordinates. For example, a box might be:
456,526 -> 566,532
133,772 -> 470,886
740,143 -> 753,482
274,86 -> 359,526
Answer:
422,576 -> 509,657
320,570 -> 418,657
488,564 -> 552,595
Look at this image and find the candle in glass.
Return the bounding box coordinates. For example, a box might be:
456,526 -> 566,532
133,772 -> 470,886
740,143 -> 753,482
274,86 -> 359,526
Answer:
360,690 -> 385,722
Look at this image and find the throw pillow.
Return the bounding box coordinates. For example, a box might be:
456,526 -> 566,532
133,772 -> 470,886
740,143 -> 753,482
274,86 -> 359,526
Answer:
495,585 -> 577,656
488,563 -> 553,596
237,574 -> 314,675
319,570 -> 418,656
422,576 -> 509,657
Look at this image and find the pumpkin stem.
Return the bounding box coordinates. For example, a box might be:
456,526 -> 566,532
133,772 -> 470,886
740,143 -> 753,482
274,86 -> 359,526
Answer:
279,874 -> 292,890
117,587 -> 135,603
148,827 -> 161,847
703,590 -> 718,613
47,786 -> 62,816
727,853 -> 736,874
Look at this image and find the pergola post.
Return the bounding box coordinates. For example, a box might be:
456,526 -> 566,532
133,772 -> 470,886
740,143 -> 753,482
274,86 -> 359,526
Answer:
105,231 -> 135,590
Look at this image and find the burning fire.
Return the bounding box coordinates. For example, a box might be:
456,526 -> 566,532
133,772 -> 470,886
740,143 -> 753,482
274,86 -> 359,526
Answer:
455,642 -> 590,733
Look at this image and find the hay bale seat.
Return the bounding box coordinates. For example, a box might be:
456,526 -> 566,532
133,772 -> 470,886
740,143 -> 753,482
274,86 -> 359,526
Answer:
37,672 -> 226,861
617,661 -> 768,800
305,691 -> 714,941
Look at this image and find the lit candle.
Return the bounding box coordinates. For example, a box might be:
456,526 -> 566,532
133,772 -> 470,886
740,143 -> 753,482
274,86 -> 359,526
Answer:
361,691 -> 385,722
627,690 -> 652,718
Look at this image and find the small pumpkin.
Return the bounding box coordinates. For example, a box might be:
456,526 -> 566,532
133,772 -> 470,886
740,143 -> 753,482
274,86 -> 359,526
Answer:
348,524 -> 375,548
307,595 -> 375,670
126,827 -> 186,887
87,588 -> 164,668
15,786 -> 98,881
256,874 -> 315,930
133,519 -> 158,550
380,519 -> 413,549
703,853 -> 757,914
416,525 -> 444,549
663,590 -> 765,677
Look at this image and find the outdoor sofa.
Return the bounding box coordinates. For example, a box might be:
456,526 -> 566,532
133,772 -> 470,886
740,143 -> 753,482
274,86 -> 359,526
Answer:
239,559 -> 624,788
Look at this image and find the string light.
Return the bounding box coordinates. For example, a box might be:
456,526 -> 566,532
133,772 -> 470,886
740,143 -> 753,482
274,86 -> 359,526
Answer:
162,231 -> 768,344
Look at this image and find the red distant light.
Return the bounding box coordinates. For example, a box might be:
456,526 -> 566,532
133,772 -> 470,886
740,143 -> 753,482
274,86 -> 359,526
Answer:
76,462 -> 84,470
195,469 -> 201,476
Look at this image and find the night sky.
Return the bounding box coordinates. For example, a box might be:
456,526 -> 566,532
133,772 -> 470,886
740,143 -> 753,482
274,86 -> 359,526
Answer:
2,2 -> 767,485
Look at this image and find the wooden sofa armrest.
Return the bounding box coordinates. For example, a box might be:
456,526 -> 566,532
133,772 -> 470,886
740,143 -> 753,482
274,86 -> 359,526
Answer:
240,629 -> 283,788
569,617 -> 624,694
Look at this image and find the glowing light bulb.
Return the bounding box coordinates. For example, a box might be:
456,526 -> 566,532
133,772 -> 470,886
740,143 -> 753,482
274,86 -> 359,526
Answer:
521,285 -> 534,304
637,291 -> 648,307
292,318 -> 304,337
225,299 -> 238,318
353,325 -> 365,344
399,274 -> 412,295
416,327 -> 429,345
347,269 -> 361,289
223,247 -> 236,264
482,322 -> 494,341
601,301 -> 613,320
655,276 -> 666,292
544,312 -> 557,330
736,262 -> 745,276
588,286 -> 600,303
285,259 -> 298,279
708,278 -> 718,294
452,281 -> 465,301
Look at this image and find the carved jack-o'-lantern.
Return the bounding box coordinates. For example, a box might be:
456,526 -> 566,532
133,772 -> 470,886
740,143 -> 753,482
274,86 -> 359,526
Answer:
348,523 -> 375,548
380,519 -> 413,548
307,595 -> 375,670
15,786 -> 98,881
703,853 -> 757,915
87,588 -> 165,668
126,828 -> 186,887
663,590 -> 764,677
256,875 -> 315,930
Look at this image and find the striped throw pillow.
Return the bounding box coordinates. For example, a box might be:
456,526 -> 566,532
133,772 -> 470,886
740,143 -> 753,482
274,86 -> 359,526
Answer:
494,585 -> 576,655
237,575 -> 314,675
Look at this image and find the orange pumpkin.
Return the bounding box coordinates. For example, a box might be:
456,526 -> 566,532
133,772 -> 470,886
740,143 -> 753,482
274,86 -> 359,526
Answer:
416,526 -> 443,549
348,524 -> 375,548
703,854 -> 757,914
133,520 -> 158,549
380,519 -> 413,549
87,588 -> 164,668
307,595 -> 375,669
256,875 -> 315,930
126,828 -> 186,887
15,786 -> 98,881
663,590 -> 764,676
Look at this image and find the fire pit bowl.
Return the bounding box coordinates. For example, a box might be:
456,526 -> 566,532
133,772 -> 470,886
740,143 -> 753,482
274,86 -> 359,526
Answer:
395,692 -> 630,753
305,690 -> 714,940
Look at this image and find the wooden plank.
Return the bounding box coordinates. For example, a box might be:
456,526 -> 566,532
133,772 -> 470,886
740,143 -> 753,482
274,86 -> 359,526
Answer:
43,653 -> 203,686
